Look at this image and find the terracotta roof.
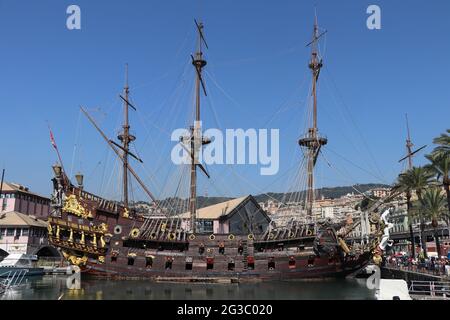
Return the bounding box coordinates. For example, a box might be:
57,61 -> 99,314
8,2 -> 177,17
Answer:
0,211 -> 48,228
0,182 -> 49,200
178,196 -> 250,220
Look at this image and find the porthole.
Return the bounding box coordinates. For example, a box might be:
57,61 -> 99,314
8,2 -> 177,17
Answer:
114,225 -> 122,235
130,228 -> 140,239
168,233 -> 177,241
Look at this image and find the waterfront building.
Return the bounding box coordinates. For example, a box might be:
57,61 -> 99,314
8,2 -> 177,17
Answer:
179,195 -> 270,235
371,188 -> 392,198
0,182 -> 51,219
0,211 -> 49,258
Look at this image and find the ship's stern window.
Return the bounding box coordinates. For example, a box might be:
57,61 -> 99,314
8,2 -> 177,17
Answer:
185,257 -> 193,270
247,257 -> 255,270
207,258 -> 214,270
289,257 -> 296,269
308,256 -> 315,267
218,241 -> 225,255
268,258 -> 275,270
165,258 -> 173,270
199,243 -> 205,255
228,260 -> 235,271
238,244 -> 244,255
146,257 -> 153,268
111,256 -> 117,263
127,257 -> 135,266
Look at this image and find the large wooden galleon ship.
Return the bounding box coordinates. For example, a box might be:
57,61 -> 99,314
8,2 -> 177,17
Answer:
48,18 -> 383,281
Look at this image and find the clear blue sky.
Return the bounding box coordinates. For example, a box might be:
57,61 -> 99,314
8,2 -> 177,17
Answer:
1,0 -> 449,201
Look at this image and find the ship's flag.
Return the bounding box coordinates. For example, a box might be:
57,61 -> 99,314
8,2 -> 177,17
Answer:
49,128 -> 58,150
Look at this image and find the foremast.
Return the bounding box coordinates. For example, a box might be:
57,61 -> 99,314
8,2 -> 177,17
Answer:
299,16 -> 328,217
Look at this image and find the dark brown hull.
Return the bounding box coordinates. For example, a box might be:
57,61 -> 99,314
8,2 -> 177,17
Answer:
80,252 -> 370,281
48,187 -> 371,282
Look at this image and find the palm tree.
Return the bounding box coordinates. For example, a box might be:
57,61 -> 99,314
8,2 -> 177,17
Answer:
395,173 -> 416,259
432,129 -> 450,156
426,152 -> 450,215
356,196 -> 380,212
395,167 -> 434,258
419,188 -> 448,257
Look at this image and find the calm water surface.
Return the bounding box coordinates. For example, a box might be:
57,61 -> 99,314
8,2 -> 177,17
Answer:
1,275 -> 375,300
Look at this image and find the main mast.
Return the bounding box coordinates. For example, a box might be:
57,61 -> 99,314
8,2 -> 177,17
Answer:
299,16 -> 328,217
118,64 -> 136,209
188,20 -> 210,233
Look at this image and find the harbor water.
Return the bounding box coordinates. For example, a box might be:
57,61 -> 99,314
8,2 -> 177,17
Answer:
1,275 -> 376,300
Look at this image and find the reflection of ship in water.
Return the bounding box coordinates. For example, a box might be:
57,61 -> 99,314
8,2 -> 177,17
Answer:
47,16 -> 388,281
63,278 -> 375,300
1,275 -> 376,300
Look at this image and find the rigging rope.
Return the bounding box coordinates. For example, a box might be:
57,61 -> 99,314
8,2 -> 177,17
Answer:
320,149 -> 379,202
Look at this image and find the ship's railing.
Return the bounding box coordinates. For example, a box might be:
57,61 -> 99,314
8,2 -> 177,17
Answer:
385,261 -> 449,278
68,186 -> 121,212
409,281 -> 450,298
0,269 -> 29,294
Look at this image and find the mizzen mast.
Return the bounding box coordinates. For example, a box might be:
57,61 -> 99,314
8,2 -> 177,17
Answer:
399,114 -> 427,171
299,16 -> 328,217
405,114 -> 414,170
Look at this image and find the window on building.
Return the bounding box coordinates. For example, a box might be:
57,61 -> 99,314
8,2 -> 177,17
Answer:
0,228 -> 5,236
7,228 -> 14,236
22,228 -> 29,236
198,220 -> 214,234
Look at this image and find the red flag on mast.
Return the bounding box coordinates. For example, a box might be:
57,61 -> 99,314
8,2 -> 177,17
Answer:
47,123 -> 65,173
49,128 -> 58,150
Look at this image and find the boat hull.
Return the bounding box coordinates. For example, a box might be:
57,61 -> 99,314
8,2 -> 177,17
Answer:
0,267 -> 44,277
48,187 -> 372,282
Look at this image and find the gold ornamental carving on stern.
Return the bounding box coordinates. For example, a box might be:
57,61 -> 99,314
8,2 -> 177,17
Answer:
63,194 -> 93,219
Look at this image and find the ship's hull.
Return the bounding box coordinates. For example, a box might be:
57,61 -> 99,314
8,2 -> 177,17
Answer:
0,267 -> 44,277
48,187 -> 371,282
79,252 -> 371,281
